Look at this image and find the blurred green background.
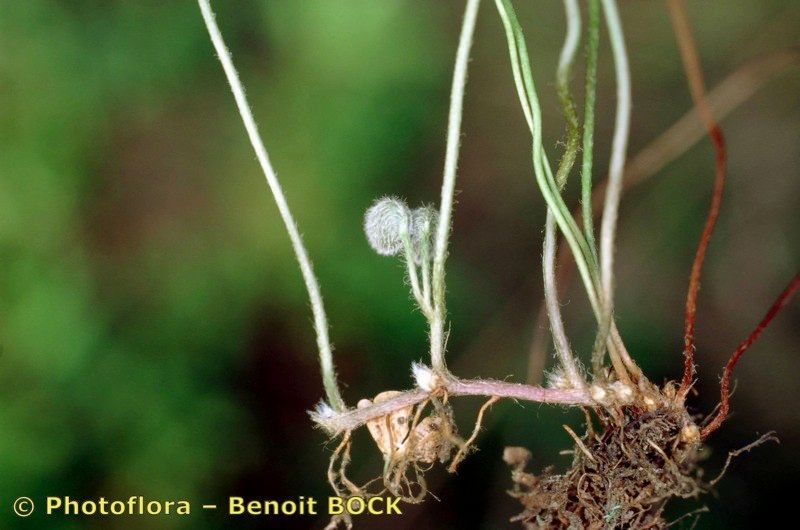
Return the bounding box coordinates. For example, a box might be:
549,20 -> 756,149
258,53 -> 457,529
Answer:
1,1 -> 798,529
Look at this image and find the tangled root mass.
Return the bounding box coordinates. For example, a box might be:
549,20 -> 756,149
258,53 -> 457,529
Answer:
505,405 -> 704,529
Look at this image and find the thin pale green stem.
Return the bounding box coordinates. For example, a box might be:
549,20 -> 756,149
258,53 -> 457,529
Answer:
544,213 -> 586,388
402,227 -> 433,318
494,0 -> 600,318
431,0 -> 482,373
197,0 -> 346,410
581,0 -> 600,264
543,0 -> 585,390
596,0 -> 638,380
554,0 -> 581,190
494,0 -> 633,386
585,0 -> 609,375
420,220 -> 433,309
597,0 -> 630,332
556,0 -> 581,98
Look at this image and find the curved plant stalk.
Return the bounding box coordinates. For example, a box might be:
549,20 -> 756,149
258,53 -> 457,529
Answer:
494,0 -> 633,385
430,0 -> 482,374
581,0 -> 614,376
526,48 -> 800,383
196,0 -> 346,410
701,274 -> 800,437
625,48 -> 799,190
556,0 -> 582,108
544,213 -> 585,387
494,0 -> 599,315
401,225 -> 434,318
543,0 -> 585,391
581,0 -> 600,263
666,0 -> 728,398
554,0 -> 581,192
595,0 -> 632,377
419,218 -> 433,310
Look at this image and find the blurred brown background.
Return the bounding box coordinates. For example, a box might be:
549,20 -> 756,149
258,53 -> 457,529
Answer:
0,1 -> 798,528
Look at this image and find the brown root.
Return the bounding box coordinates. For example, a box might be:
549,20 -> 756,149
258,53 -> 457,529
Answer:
448,396 -> 499,472
708,431 -> 778,486
325,388 -> 502,526
381,395 -> 463,501
506,404 -> 704,529
325,390 -> 468,517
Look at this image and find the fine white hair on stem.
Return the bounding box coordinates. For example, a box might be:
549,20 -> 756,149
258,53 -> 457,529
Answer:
430,0 -> 482,373
543,0 -> 585,391
313,378 -> 592,434
598,0 -> 631,325
197,0 -> 345,411
544,213 -> 585,389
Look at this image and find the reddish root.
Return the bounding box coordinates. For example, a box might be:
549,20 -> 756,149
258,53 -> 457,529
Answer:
667,0 -> 728,397
680,124 -> 725,395
701,273 -> 800,437
680,122 -> 725,394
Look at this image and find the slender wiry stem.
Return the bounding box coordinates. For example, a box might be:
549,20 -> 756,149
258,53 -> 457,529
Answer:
581,0 -> 600,263
554,0 -> 581,191
420,219 -> 433,309
556,0 -> 581,96
543,0 -> 585,390
667,0 -> 728,397
494,0 -> 600,317
701,274 -> 800,437
544,213 -> 585,388
598,0 -> 630,304
495,0 -> 632,385
596,0 -> 632,380
582,0 -> 613,376
522,48 -> 799,383
401,227 -> 433,318
197,0 -> 345,411
313,378 -> 591,434
431,0 -> 482,373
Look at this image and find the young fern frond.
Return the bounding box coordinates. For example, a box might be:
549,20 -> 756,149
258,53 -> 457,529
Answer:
401,216 -> 434,318
197,0 -> 346,411
413,207 -> 436,310
364,198 -> 437,318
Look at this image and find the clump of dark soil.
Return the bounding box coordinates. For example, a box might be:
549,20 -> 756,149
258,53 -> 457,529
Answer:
505,404 -> 703,529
